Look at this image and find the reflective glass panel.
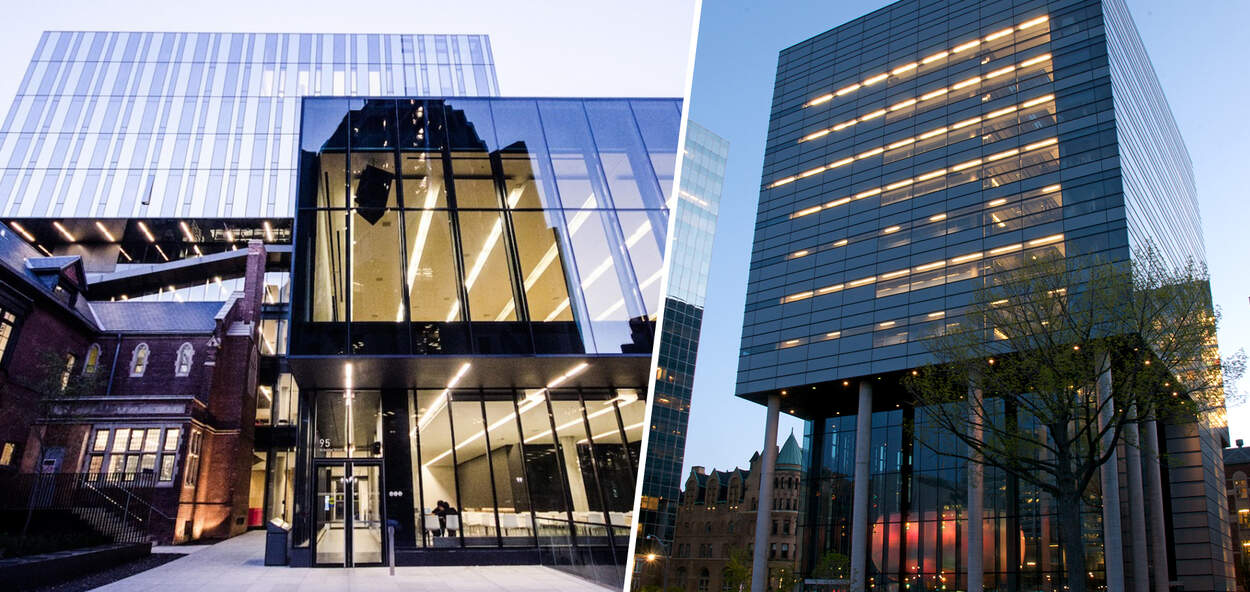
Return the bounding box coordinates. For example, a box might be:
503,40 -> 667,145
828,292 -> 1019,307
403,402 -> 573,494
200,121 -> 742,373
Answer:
414,389 -> 461,548
403,210 -> 460,322
517,389 -> 570,542
350,209 -> 404,322
312,210 -> 348,321
451,399 -> 496,547
510,211 -> 574,322
483,396 -> 535,546
457,211 -> 518,321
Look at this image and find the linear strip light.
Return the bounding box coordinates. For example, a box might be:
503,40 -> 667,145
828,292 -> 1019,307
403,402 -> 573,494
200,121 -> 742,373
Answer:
802,15 -> 1049,108
53,221 -> 76,242
416,362 -> 471,432
784,136 -> 1057,219
781,234 -> 1064,305
788,50 -> 1053,153
95,221 -> 116,242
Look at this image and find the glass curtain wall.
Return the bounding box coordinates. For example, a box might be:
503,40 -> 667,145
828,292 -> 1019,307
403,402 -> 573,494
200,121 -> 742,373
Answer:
293,98 -> 675,357
407,387 -> 642,549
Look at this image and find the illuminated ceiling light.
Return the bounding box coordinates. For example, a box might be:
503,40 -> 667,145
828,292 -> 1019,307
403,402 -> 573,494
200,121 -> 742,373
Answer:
95,221 -> 116,242
857,147 -> 884,159
1019,15 -> 1049,29
771,176 -> 796,188
192,245 -> 204,257
1042,184 -> 1062,193
918,127 -> 948,140
1025,138 -> 1058,151
985,65 -> 1015,79
826,331 -> 841,339
882,226 -> 901,234
118,247 -> 132,262
879,321 -> 896,328
917,169 -> 946,182
179,220 -> 196,242
816,284 -> 844,295
888,98 -> 917,112
829,157 -> 854,169
952,76 -> 980,90
225,228 -> 235,242
986,105 -> 1018,119
987,148 -> 1019,162
951,116 -> 981,130
859,109 -> 886,121
783,291 -> 813,303
854,188 -> 881,200
791,250 -> 809,258
35,244 -> 52,256
153,244 -> 169,261
989,243 -> 1023,255
886,179 -> 914,191
848,276 -> 876,287
991,299 -> 1010,306
782,339 -> 800,347
1027,234 -> 1065,246
52,221 -> 75,242
921,51 -> 949,64
929,213 -> 947,222
920,88 -> 949,101
915,260 -> 945,272
881,269 -> 908,279
951,252 -> 983,264
836,83 -> 861,96
547,362 -> 590,389
806,94 -> 834,107
1021,94 -> 1055,109
344,363 -> 354,390
951,159 -> 982,172
888,138 -> 916,150
952,40 -> 980,53
262,220 -> 274,242
799,165 -> 827,178
862,73 -> 888,86
833,239 -> 848,247
832,121 -> 856,132
801,129 -> 831,142
137,221 -> 156,243
891,62 -> 918,76
9,221 -> 35,242
794,205 -> 822,218
1019,54 -> 1052,68
927,311 -> 946,319
984,27 -> 1013,42
826,197 -> 851,208
988,198 -> 1008,207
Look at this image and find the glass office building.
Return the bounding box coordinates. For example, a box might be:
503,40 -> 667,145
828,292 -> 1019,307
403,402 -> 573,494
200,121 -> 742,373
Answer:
737,0 -> 1230,590
638,122 -> 728,548
287,97 -> 679,566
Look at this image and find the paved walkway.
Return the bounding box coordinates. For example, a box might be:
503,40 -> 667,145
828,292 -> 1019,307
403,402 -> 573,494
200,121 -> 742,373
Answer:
95,531 -> 616,591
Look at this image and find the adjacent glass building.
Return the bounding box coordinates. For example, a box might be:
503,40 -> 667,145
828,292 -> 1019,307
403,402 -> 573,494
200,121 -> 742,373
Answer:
638,122 -> 728,549
286,97 -> 679,566
737,0 -> 1230,590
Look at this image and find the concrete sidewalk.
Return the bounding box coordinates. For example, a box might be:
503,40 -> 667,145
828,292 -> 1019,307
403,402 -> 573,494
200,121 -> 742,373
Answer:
95,531 -> 616,591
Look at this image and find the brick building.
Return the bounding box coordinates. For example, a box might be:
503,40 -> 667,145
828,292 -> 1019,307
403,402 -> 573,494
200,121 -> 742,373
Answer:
0,225 -> 265,543
646,433 -> 802,592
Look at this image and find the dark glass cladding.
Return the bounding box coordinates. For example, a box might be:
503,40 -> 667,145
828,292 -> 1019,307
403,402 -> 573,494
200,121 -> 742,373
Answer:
736,0 -> 1145,396
290,97 -> 679,357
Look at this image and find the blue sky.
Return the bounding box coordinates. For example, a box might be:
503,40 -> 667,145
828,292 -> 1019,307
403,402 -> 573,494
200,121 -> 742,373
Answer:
682,0 -> 1250,476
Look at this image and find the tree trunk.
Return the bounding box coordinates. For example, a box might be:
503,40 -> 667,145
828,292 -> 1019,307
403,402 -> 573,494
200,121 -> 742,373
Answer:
1056,475 -> 1088,592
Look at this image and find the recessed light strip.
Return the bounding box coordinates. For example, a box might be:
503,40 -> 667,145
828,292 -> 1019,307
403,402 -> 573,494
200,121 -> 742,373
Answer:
802,15 -> 1049,108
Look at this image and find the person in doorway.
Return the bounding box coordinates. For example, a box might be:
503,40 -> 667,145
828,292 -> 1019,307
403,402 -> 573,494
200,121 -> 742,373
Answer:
432,500 -> 448,536
443,502 -> 460,536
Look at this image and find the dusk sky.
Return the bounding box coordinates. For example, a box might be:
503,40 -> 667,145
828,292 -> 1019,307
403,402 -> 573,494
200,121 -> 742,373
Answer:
682,0 -> 1250,477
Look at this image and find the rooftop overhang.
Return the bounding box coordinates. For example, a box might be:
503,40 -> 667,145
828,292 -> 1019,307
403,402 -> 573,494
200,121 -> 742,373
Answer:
736,369 -> 914,421
287,353 -> 650,392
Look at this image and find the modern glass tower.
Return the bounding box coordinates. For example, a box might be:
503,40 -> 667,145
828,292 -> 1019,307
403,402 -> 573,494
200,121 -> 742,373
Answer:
737,0 -> 1230,591
287,96 -> 679,567
638,121 -> 728,548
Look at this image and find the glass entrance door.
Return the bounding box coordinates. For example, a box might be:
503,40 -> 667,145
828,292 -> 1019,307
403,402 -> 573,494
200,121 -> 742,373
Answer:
313,461 -> 384,566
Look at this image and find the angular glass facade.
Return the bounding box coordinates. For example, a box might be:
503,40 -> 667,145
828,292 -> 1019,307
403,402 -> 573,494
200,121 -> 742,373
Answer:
638,122 -> 728,547
736,0 -> 1229,590
287,96 -> 679,567
0,32 -> 498,220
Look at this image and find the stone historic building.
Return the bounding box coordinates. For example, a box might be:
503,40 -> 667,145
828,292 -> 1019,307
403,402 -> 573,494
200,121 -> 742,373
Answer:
649,434 -> 802,592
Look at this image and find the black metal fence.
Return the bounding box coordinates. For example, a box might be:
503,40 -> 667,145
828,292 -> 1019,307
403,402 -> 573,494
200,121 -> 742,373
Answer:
0,472 -> 174,544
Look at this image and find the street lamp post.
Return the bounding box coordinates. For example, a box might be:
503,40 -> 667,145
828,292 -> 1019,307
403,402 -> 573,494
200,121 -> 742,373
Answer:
645,534 -> 671,591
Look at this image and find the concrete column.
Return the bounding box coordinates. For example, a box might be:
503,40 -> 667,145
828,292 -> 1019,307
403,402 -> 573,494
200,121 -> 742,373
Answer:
850,382 -> 873,592
1141,418 -> 1170,592
1125,410 -> 1150,592
750,393 -> 781,592
967,379 -> 984,592
1097,353 -> 1125,592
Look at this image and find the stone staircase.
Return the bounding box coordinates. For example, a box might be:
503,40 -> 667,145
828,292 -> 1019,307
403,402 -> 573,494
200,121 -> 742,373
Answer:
69,507 -> 150,543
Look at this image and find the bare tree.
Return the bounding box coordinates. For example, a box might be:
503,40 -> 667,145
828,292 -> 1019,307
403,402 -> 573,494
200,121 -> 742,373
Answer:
904,248 -> 1243,592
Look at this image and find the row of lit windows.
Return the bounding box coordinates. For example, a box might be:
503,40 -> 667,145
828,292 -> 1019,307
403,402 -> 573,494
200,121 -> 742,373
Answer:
779,184 -> 1061,265
81,342 -> 197,378
801,14 -> 1050,109
84,426 -> 184,483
